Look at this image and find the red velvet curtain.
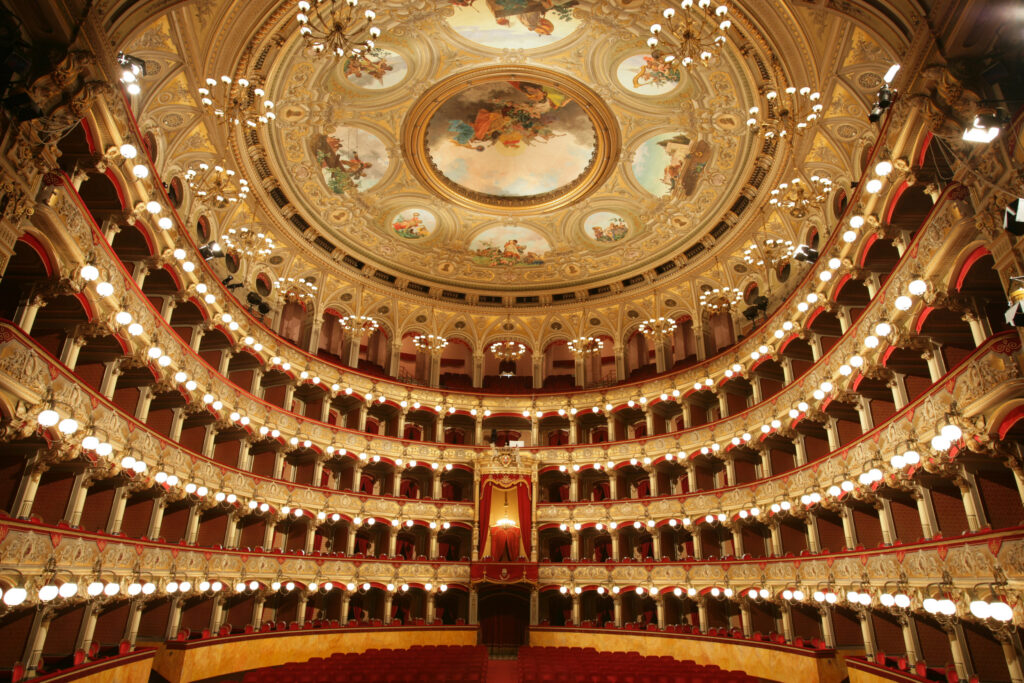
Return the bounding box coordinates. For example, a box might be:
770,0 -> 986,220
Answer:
478,481 -> 493,554
515,480 -> 531,556
489,525 -> 520,561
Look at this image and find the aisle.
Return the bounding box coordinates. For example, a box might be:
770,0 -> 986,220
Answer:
487,658 -> 519,683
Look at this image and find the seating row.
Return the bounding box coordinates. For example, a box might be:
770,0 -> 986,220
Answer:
518,646 -> 757,683
238,645 -> 488,683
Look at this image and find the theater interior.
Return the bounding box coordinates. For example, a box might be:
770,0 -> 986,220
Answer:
0,0 -> 1022,681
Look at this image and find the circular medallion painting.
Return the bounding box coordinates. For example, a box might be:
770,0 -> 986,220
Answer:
312,125 -> 389,194
469,225 -> 550,267
584,211 -> 629,243
616,54 -> 682,96
390,208 -> 436,239
446,0 -> 581,50
402,66 -> 620,214
632,131 -> 713,198
342,48 -> 408,89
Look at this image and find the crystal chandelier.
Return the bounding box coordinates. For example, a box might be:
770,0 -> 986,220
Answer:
743,238 -> 795,269
412,334 -> 448,352
184,161 -> 249,208
278,276 -> 319,303
490,340 -> 526,361
568,336 -> 604,356
221,205 -> 274,258
340,315 -> 379,336
198,76 -> 276,128
296,0 -> 383,58
768,173 -> 834,219
699,285 -> 743,312
639,317 -> 677,337
747,86 -> 823,139
646,0 -> 731,69
489,314 -> 526,362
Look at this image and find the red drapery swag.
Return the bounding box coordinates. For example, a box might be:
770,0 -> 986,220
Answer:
478,474 -> 532,558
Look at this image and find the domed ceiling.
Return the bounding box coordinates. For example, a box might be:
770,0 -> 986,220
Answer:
121,0 -> 896,311
262,2 -> 757,292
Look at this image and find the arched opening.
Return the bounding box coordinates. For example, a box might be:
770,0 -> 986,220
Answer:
542,339 -> 575,390
0,237 -> 53,323
438,338 -> 473,389
478,583 -> 531,649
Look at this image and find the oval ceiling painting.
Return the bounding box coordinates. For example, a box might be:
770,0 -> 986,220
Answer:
446,0 -> 581,50
426,80 -> 595,200
584,211 -> 629,243
632,132 -> 713,198
468,225 -> 550,267
343,48 -> 408,90
390,208 -> 436,239
312,125 -> 389,194
616,54 -> 682,96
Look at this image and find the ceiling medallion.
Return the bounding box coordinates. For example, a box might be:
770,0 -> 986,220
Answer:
401,65 -> 621,215
295,0 -> 383,58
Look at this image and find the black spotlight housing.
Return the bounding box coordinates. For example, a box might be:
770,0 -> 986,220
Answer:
754,295 -> 770,312
1005,198 -> 1024,237
876,85 -> 892,107
742,306 -> 759,322
794,245 -> 819,263
246,291 -> 262,307
198,242 -> 224,260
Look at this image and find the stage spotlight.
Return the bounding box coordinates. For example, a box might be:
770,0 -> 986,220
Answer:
198,242 -> 223,260
794,245 -> 818,263
1004,198 -> 1024,236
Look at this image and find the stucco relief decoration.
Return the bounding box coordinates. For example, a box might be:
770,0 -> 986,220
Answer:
262,5 -> 756,292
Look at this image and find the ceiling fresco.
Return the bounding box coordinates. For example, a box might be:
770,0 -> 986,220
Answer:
424,80 -> 596,201
264,4 -> 754,292
123,0 -> 894,314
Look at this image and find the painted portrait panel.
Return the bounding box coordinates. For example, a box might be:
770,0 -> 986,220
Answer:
447,0 -> 580,50
468,225 -> 550,266
343,48 -> 408,90
632,132 -> 712,198
390,209 -> 437,239
426,80 -> 596,200
584,211 -> 629,243
312,126 -> 389,194
616,54 -> 682,96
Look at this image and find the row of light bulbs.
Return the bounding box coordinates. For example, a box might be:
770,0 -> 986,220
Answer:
548,583 -> 1013,622
0,577 -> 453,608
74,112 -> 944,519
102,36 -> 908,437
